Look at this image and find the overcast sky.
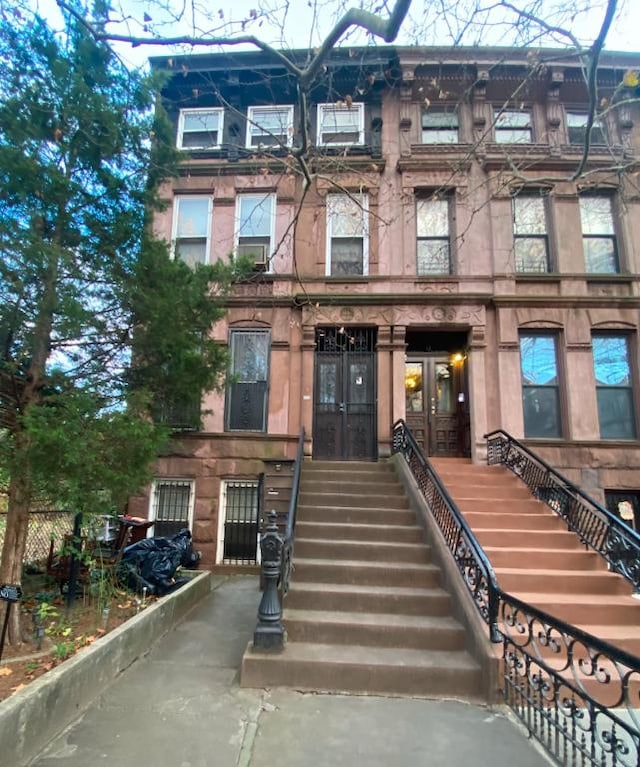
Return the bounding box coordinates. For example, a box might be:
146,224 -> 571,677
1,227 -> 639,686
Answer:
32,0 -> 640,70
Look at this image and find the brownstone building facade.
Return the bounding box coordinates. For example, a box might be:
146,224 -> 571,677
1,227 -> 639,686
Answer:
128,46 -> 640,567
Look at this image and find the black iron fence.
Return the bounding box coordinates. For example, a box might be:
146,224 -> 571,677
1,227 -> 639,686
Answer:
0,510 -> 74,565
391,419 -> 640,767
391,419 -> 501,641
486,429 -> 640,593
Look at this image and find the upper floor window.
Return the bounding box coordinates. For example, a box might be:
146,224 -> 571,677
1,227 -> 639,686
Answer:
513,195 -> 549,273
495,110 -> 532,143
592,335 -> 636,440
317,103 -> 364,146
246,105 -> 294,148
326,194 -> 368,276
519,334 -> 562,438
225,329 -> 270,432
235,193 -> 275,271
177,108 -> 224,150
579,196 -> 618,273
416,198 -> 451,275
566,112 -> 607,146
421,109 -> 458,143
172,196 -> 212,266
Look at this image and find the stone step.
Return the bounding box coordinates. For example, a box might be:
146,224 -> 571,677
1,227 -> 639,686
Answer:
296,521 -> 423,543
446,484 -> 533,500
435,471 -> 523,487
301,469 -> 398,484
475,529 -> 582,549
293,558 -> 441,588
295,538 -> 431,564
297,505 -> 415,525
464,512 -> 564,531
298,492 -> 409,509
305,460 -> 392,472
484,547 -> 603,570
457,498 -> 544,514
285,583 -> 453,616
284,610 -> 466,651
513,592 -> 640,627
300,479 -> 403,496
241,642 -> 483,700
496,568 -> 630,595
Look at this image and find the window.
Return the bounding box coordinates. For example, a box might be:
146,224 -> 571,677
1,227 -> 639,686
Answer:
605,490 -> 640,532
566,112 -> 607,146
326,194 -> 368,276
317,103 -> 364,146
225,330 -> 270,431
519,334 -> 562,438
172,196 -> 212,266
246,105 -> 294,148
235,194 -> 275,270
218,480 -> 260,564
579,196 -> 618,273
416,198 -> 451,275
495,110 -> 532,143
513,195 -> 549,273
421,109 -> 458,143
150,480 -> 194,538
592,335 -> 636,440
177,108 -> 224,150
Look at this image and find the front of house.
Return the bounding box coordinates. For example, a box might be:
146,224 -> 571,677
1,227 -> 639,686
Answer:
127,45 -> 640,568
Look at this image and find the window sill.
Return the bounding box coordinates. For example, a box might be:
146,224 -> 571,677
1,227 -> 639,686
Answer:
522,438 -> 640,449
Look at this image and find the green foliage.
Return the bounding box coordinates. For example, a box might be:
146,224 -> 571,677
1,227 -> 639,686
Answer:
0,5 -> 238,553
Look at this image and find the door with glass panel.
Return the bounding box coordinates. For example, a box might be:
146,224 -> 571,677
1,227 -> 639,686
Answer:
405,356 -> 463,456
313,327 -> 377,460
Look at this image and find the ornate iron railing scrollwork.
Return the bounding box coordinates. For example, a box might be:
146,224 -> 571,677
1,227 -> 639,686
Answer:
485,429 -> 640,592
500,592 -> 640,767
393,420 -> 640,765
392,419 -> 501,642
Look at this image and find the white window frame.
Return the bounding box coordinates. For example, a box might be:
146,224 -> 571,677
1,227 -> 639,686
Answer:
177,108 -> 225,150
494,109 -> 532,143
148,478 -> 195,537
216,479 -> 261,564
171,195 -> 213,265
325,193 -> 369,277
245,105 -> 294,149
234,193 -> 277,272
317,103 -> 365,146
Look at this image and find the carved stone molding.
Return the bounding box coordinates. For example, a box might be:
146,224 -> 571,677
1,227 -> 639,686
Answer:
303,303 -> 485,328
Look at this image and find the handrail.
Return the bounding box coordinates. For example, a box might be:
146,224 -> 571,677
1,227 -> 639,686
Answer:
484,429 -> 640,592
281,426 -> 305,594
253,427 -> 305,651
392,419 -> 501,641
393,419 -> 640,766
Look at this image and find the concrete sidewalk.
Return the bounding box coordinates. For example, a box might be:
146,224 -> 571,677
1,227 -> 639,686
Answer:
30,576 -> 548,767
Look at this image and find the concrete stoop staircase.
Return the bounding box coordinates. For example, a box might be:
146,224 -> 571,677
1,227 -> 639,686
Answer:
430,457 -> 640,657
241,460 -> 485,700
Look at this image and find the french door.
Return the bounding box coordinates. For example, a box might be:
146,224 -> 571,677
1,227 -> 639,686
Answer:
313,327 -> 377,461
405,355 -> 467,457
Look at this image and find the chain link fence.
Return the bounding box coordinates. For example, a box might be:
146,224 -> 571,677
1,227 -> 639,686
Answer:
0,511 -> 75,565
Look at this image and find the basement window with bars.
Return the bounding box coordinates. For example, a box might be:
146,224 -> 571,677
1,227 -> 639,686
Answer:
150,480 -> 194,538
219,480 -> 260,564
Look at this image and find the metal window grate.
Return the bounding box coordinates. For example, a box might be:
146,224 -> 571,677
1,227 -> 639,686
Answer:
223,481 -> 259,564
152,480 -> 192,538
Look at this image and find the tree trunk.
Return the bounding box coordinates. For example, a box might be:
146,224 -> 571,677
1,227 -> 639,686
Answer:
0,433 -> 32,646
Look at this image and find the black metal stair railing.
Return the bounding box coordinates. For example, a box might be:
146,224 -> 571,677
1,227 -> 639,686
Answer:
391,419 -> 501,641
485,429 -> 640,592
253,427 -> 305,651
392,419 -> 640,767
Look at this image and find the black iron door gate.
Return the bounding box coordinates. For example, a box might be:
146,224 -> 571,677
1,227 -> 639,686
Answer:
313,327 -> 377,460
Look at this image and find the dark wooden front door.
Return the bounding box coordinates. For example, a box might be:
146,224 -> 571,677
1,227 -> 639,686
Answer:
313,327 -> 377,460
405,356 -> 466,456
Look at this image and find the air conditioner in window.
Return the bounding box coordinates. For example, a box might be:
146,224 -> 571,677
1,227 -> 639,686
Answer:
237,243 -> 269,267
